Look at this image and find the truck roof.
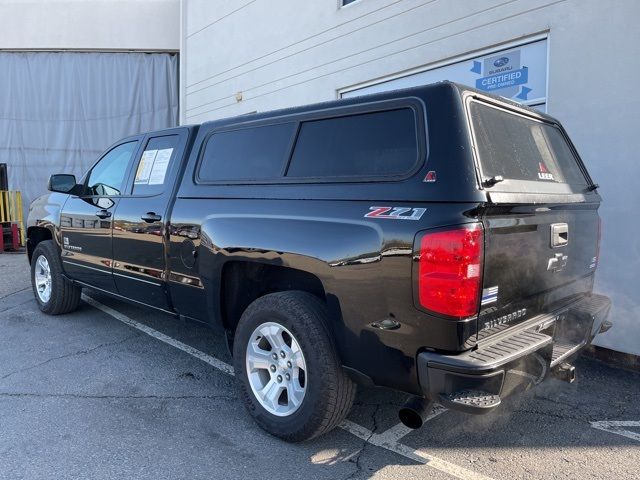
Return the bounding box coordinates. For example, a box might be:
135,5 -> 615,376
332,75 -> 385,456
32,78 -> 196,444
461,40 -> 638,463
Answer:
198,80 -> 562,131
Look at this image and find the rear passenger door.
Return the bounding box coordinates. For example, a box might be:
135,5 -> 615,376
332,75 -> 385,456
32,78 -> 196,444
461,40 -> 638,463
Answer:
111,128 -> 190,310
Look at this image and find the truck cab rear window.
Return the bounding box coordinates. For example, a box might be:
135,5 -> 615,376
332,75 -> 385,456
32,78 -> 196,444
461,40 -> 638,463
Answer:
470,102 -> 587,187
133,135 -> 179,195
198,122 -> 296,182
286,108 -> 418,179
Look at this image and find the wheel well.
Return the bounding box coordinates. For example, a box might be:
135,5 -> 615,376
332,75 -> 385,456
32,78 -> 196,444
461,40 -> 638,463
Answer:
220,261 -> 327,337
26,226 -> 53,263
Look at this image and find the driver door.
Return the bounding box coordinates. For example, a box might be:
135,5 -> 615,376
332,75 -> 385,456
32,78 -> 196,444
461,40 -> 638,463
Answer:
59,138 -> 141,292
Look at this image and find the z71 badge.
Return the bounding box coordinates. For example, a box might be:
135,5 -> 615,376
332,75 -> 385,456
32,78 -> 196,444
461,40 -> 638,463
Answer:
364,206 -> 426,221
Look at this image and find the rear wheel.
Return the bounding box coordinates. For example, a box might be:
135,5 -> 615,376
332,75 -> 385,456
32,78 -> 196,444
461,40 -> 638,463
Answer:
233,291 -> 355,442
31,240 -> 81,315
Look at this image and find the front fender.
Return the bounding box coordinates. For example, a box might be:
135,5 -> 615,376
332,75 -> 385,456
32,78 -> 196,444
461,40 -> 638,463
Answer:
27,192 -> 69,249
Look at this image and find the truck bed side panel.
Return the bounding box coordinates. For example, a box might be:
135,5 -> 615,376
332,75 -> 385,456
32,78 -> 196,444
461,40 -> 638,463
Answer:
168,198 -> 478,394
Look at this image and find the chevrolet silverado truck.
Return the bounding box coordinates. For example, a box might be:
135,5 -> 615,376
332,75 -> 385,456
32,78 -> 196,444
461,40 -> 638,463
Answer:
27,82 -> 612,441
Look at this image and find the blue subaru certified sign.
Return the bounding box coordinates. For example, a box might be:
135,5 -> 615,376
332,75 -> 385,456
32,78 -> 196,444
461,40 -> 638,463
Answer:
342,39 -> 547,108
476,66 -> 529,92
493,57 -> 510,68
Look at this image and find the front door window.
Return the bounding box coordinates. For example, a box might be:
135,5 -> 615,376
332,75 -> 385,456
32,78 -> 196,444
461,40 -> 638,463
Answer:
85,141 -> 138,196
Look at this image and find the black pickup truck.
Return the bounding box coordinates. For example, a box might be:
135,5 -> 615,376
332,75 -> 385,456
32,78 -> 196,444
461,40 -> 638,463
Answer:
27,82 -> 611,441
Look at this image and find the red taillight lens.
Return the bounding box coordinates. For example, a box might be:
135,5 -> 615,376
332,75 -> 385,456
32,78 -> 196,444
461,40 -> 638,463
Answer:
418,224 -> 484,318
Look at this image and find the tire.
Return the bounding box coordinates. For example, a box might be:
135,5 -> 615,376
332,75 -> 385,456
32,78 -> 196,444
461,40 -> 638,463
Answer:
31,240 -> 81,315
233,291 -> 356,442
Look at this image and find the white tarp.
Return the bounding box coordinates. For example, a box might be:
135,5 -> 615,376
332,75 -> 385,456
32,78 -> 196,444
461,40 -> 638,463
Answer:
0,51 -> 178,214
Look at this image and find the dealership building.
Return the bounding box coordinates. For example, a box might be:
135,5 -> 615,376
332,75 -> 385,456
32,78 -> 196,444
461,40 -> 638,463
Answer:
1,0 -> 638,356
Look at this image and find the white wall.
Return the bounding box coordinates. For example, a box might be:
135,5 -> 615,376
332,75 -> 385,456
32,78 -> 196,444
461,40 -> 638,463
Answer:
184,0 -> 638,355
0,0 -> 180,51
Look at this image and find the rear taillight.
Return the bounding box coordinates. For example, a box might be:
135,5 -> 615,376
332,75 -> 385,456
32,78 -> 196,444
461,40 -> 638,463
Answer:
417,224 -> 484,318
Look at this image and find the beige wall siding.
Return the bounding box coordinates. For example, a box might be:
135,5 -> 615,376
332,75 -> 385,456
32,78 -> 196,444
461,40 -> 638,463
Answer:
183,0 -> 558,122
0,0 -> 180,51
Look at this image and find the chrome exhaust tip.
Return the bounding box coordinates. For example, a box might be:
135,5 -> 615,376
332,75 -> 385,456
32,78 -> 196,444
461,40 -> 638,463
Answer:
398,396 -> 434,429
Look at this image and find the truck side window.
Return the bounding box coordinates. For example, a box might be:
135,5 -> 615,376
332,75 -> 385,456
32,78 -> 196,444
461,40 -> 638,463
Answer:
198,122 -> 296,182
86,141 -> 138,196
286,108 -> 418,178
132,135 -> 180,195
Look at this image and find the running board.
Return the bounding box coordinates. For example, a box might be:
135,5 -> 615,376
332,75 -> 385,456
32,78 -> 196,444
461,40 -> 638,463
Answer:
550,340 -> 584,368
439,390 -> 501,415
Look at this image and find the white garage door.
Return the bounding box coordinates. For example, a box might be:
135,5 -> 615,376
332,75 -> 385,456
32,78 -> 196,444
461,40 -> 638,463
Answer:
0,51 -> 178,213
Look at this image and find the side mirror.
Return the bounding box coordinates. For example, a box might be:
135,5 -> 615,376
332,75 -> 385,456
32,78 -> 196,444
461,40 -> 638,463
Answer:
48,174 -> 77,193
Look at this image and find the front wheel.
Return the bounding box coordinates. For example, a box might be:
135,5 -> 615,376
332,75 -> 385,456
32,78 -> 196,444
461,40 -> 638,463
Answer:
31,240 -> 81,315
233,291 -> 356,442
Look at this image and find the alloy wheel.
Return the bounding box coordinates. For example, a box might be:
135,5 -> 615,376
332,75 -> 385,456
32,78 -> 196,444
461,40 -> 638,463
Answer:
245,322 -> 307,416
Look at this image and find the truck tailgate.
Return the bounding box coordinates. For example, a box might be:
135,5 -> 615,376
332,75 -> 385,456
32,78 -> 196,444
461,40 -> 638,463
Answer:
478,203 -> 599,340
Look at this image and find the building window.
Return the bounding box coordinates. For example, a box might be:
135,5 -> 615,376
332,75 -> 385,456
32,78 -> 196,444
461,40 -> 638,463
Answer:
342,0 -> 360,6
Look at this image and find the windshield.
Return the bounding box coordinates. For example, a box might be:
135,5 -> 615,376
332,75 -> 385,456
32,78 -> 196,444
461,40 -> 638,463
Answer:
470,101 -> 588,189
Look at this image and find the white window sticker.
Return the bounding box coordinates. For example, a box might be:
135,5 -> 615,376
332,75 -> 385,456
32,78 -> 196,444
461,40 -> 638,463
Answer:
148,148 -> 173,185
135,149 -> 158,184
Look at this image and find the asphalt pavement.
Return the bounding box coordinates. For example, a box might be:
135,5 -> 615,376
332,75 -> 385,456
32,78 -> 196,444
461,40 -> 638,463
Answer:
1,252 -> 639,480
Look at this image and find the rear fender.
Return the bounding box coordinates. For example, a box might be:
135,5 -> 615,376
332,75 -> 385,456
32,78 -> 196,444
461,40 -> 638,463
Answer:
198,213 -> 385,347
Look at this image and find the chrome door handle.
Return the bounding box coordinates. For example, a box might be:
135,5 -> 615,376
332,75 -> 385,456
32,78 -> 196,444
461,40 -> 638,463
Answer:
550,223 -> 568,247
95,209 -> 111,219
141,212 -> 161,223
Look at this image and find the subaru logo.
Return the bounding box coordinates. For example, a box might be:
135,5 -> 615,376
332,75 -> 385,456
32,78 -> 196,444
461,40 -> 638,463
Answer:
493,57 -> 510,67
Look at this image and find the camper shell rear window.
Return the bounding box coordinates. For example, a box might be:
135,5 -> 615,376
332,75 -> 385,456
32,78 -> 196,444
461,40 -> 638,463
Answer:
468,100 -> 589,193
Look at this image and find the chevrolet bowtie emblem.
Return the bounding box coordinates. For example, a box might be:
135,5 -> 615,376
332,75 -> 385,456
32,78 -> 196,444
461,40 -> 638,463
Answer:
547,252 -> 568,273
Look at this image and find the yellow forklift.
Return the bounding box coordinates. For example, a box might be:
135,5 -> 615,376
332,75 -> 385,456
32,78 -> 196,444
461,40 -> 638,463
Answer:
0,164 -> 25,252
